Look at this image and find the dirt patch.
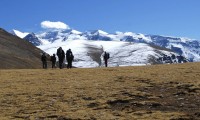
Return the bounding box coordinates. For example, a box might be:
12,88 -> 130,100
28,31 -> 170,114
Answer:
107,81 -> 200,119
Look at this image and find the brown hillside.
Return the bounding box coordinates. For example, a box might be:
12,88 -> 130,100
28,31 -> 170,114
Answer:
0,62 -> 200,119
0,28 -> 43,69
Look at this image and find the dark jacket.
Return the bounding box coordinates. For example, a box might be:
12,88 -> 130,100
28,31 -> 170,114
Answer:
57,48 -> 65,60
41,54 -> 47,61
104,52 -> 110,60
66,49 -> 74,61
51,55 -> 56,62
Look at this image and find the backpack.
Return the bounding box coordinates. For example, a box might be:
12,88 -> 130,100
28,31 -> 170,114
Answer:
72,54 -> 74,61
107,53 -> 110,59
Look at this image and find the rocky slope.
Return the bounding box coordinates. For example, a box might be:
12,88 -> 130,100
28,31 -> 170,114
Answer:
0,28 -> 43,69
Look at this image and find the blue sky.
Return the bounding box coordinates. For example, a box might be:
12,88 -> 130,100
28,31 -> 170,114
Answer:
0,0 -> 200,39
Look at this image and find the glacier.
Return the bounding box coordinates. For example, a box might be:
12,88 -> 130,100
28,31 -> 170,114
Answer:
38,39 -> 175,68
10,28 -> 200,67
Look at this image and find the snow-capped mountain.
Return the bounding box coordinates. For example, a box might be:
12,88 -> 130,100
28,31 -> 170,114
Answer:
23,33 -> 42,46
148,35 -> 200,62
11,29 -> 200,65
83,30 -> 112,41
36,29 -> 86,43
11,29 -> 29,38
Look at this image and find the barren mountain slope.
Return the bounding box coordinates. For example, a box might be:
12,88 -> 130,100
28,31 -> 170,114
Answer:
0,28 -> 43,69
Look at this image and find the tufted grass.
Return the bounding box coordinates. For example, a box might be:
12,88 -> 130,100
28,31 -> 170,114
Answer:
0,62 -> 200,119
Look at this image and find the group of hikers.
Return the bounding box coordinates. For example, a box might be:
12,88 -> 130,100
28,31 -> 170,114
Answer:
41,47 -> 110,69
41,47 -> 74,69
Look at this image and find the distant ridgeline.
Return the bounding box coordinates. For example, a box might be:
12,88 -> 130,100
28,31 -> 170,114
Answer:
11,29 -> 200,64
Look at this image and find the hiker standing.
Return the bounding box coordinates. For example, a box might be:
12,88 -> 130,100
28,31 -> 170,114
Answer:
50,54 -> 56,68
56,47 -> 65,69
66,49 -> 74,69
41,53 -> 47,69
103,51 -> 110,67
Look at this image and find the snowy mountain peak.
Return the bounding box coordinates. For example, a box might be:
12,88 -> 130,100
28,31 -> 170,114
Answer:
24,33 -> 42,46
9,28 -> 200,63
180,37 -> 192,43
11,29 -> 29,38
70,29 -> 82,35
91,30 -> 108,35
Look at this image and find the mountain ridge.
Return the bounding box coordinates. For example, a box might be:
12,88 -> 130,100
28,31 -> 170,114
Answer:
0,28 -> 43,69
10,28 -> 200,65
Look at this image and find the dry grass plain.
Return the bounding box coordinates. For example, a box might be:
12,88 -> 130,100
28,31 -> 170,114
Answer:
0,62 -> 200,120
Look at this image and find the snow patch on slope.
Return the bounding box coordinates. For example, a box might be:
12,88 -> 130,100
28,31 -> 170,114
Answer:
38,40 -> 174,68
12,29 -> 29,38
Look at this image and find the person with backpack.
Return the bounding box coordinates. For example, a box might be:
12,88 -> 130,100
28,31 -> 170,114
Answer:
66,49 -> 74,69
41,52 -> 47,69
56,47 -> 65,69
50,54 -> 56,68
103,51 -> 110,67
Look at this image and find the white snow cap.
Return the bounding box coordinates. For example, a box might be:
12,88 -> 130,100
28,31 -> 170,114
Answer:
12,29 -> 29,38
97,30 -> 108,35
41,21 -> 70,30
